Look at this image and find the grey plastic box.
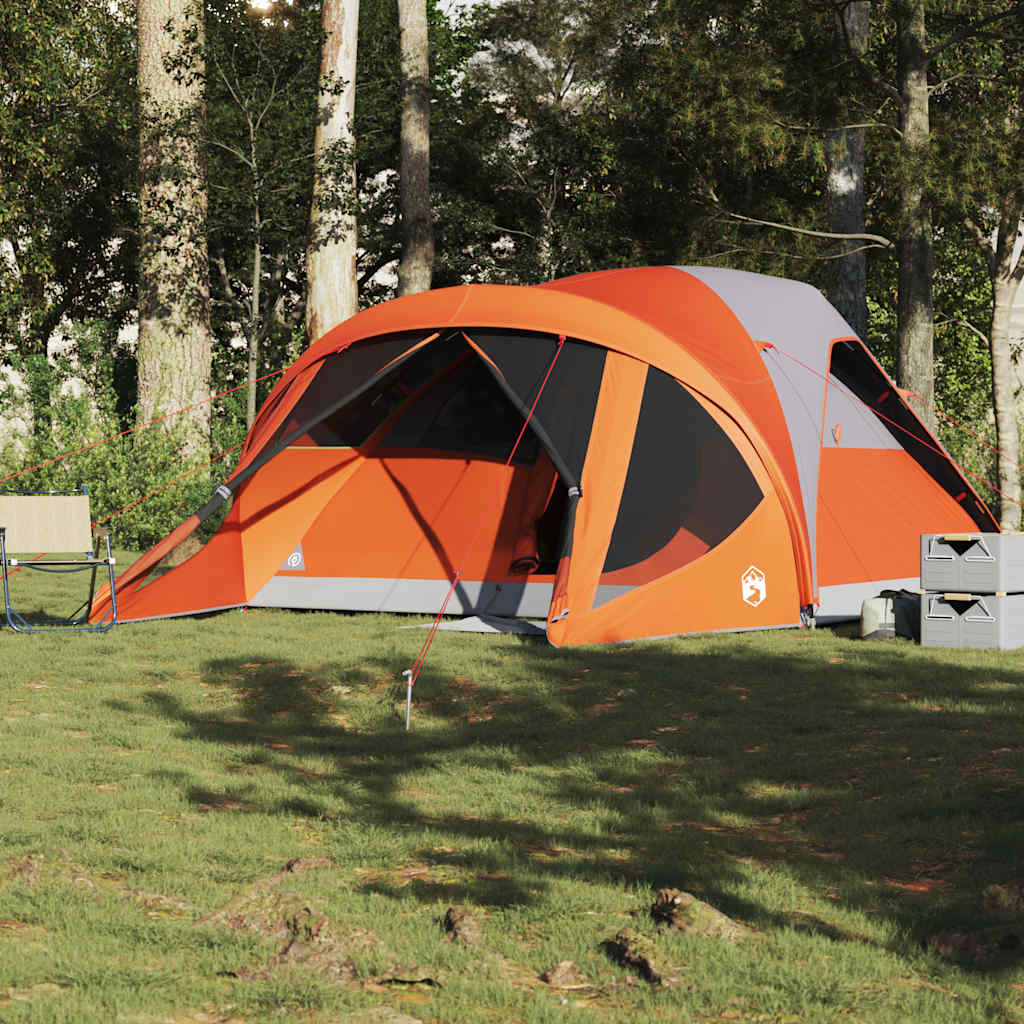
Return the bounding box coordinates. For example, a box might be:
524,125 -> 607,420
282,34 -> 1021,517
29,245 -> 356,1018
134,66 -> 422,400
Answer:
920,592 -> 1024,649
920,533 -> 1024,592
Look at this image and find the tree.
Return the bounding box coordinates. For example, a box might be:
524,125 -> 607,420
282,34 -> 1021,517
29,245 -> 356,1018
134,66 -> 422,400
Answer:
831,0 -> 1024,430
933,11 -> 1024,526
306,0 -> 359,341
0,0 -> 136,440
464,0 -> 655,283
826,1 -> 871,339
137,0 -> 214,458
205,0 -> 321,426
396,0 -> 433,295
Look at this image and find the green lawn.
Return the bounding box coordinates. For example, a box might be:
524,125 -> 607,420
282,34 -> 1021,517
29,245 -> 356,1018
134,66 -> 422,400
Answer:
0,557 -> 1022,1022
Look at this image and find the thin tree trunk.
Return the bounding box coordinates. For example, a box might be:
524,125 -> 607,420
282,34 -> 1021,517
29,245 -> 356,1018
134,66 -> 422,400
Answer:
826,0 -> 870,339
248,227 -> 261,430
306,0 -> 359,342
137,0 -> 213,459
895,0 -> 935,431
991,276 -> 1021,528
396,0 -> 433,295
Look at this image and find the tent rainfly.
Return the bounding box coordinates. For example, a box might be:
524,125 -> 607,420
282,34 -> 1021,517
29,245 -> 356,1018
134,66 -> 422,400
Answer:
90,267 -> 997,645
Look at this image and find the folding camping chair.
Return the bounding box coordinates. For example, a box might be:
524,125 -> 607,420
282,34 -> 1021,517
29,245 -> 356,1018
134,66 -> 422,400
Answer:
0,487 -> 117,632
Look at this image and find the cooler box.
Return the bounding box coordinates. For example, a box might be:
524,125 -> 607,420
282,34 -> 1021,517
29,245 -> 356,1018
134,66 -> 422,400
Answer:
920,592 -> 1024,650
920,533 -> 1024,592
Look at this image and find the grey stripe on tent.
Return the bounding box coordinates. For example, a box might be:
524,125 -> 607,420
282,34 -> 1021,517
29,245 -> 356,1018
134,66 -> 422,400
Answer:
250,575 -> 651,620
250,575 -> 556,618
816,577 -> 919,622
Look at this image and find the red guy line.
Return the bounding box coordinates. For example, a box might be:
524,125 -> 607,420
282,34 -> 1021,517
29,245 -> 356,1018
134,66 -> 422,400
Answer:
768,345 -> 1018,509
0,369 -> 285,486
407,335 -> 569,688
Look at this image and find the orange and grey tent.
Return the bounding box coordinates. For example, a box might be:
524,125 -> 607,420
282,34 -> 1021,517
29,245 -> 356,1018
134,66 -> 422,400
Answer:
91,266 -> 996,645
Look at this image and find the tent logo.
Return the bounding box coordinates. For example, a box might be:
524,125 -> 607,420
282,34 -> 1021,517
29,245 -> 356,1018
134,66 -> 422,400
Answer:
741,566 -> 766,607
280,543 -> 306,572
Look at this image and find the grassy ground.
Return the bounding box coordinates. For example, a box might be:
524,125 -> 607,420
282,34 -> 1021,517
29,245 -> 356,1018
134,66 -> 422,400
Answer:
0,557 -> 1022,1022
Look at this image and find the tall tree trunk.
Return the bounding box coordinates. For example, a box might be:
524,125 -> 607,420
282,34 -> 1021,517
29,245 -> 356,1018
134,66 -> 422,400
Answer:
306,0 -> 359,342
826,0 -> 870,340
396,0 -> 433,296
895,0 -> 935,431
137,0 -> 213,459
978,212 -> 1024,529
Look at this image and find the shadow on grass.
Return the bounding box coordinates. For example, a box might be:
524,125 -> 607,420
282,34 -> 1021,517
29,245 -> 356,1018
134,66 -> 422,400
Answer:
111,632 -> 1024,957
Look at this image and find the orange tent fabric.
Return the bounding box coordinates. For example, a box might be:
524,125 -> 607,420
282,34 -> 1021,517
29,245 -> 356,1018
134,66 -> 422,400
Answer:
91,267 -> 995,644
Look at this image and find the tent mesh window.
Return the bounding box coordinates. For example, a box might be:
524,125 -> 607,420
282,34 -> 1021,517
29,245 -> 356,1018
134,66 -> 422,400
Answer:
829,341 -> 995,529
467,330 -> 606,486
265,331 -> 443,450
380,353 -> 542,464
596,367 -> 763,603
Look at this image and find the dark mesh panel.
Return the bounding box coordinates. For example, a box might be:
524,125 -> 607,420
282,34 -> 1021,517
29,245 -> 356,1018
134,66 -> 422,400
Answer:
467,331 -> 606,486
829,341 -> 996,530
602,368 -> 763,574
381,356 -> 541,464
266,331 -> 442,450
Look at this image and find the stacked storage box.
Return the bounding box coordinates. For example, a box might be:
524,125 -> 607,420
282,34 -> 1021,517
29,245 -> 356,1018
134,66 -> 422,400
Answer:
920,533 -> 1024,648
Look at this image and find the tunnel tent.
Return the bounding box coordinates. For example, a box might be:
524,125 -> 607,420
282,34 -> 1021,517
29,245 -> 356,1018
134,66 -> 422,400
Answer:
90,266 -> 996,646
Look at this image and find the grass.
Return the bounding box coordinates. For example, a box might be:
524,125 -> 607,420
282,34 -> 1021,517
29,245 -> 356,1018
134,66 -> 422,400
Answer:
0,555 -> 1022,1021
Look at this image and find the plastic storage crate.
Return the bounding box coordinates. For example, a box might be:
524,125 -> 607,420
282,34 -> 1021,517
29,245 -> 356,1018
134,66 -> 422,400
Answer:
920,592 -> 1024,650
920,533 -> 1024,592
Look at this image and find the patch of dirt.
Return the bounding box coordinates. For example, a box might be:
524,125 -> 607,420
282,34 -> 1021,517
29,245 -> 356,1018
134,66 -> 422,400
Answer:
444,904 -> 484,947
200,886 -> 314,943
540,960 -> 594,991
205,859 -> 442,993
6,852 -> 45,887
0,982 -> 68,1006
651,888 -> 752,943
121,889 -> 195,919
234,913 -> 380,983
601,928 -> 675,986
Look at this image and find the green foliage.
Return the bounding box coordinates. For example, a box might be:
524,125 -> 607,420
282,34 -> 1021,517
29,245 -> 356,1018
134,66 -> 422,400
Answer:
205,0 -> 322,400
0,0 -> 137,356
0,321 -> 244,550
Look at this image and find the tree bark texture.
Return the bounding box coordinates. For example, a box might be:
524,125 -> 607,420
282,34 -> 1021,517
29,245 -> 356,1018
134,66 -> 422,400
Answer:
306,0 -> 359,342
396,0 -> 433,296
826,0 -> 870,340
895,0 -> 936,432
987,213 -> 1024,529
137,0 -> 213,458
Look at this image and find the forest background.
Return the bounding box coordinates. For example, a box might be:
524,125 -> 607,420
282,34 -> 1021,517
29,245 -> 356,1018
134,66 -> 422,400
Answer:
1,0 -> 1023,550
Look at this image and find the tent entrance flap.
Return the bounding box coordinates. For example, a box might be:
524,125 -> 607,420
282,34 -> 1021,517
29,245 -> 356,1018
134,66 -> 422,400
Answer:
253,330 -> 606,617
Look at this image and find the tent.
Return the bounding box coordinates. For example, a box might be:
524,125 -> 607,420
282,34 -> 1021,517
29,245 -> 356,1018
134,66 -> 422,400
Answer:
90,266 -> 996,645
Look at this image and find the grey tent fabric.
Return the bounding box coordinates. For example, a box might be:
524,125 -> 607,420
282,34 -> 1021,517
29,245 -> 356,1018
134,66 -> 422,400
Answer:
677,267 -> 854,597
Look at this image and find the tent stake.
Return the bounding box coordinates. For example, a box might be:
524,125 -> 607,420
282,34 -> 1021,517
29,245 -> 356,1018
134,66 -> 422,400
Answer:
403,669 -> 413,730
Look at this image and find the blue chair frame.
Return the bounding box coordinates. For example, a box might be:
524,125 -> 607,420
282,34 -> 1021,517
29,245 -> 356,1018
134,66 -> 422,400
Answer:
0,487 -> 118,633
